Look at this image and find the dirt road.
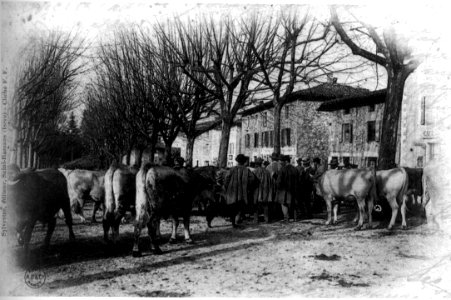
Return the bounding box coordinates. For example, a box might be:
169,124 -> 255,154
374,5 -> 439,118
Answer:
3,205 -> 451,297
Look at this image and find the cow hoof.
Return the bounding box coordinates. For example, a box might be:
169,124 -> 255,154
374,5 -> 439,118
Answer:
132,250 -> 142,257
153,248 -> 163,255
169,238 -> 177,244
354,226 -> 362,231
402,225 -> 407,230
185,239 -> 194,244
325,221 -> 331,226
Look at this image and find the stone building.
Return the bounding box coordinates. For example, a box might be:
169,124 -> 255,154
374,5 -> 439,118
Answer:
317,90 -> 387,168
239,83 -> 369,165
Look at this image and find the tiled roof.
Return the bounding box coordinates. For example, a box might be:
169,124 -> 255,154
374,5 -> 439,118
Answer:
317,89 -> 386,111
240,83 -> 370,116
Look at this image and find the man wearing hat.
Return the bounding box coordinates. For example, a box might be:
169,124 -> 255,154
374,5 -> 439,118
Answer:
297,157 -> 313,218
173,156 -> 185,170
329,157 -> 339,170
276,155 -> 300,222
223,154 -> 258,227
252,157 -> 272,223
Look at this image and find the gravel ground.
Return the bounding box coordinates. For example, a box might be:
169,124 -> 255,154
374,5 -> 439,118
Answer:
2,203 -> 451,297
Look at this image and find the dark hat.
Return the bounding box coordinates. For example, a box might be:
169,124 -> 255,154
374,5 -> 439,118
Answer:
235,154 -> 247,164
271,152 -> 280,160
313,157 -> 321,164
280,155 -> 291,162
255,157 -> 264,165
329,158 -> 339,165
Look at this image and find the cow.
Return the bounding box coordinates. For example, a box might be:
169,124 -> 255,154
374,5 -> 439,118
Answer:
59,168 -> 105,223
7,164 -> 75,255
316,168 -> 378,230
132,163 -> 216,257
376,168 -> 410,230
103,162 -> 137,243
422,160 -> 451,231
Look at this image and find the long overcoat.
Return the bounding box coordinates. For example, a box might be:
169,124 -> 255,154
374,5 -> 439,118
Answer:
266,161 -> 281,202
224,165 -> 257,206
253,166 -> 272,203
276,164 -> 299,206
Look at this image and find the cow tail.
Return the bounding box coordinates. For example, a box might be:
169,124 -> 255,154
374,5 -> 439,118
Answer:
370,167 -> 379,205
399,168 -> 409,207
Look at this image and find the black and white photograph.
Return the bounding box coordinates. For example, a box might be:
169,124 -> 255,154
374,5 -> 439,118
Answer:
1,0 -> 451,297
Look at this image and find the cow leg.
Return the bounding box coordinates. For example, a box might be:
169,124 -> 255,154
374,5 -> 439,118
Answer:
132,211 -> 149,257
183,215 -> 193,244
355,198 -> 365,230
325,195 -> 333,225
400,195 -> 407,230
102,218 -> 110,243
367,197 -> 374,229
156,218 -> 162,240
91,201 -> 102,223
281,204 -> 289,222
387,196 -> 399,230
169,217 -> 179,244
263,204 -> 269,223
148,216 -> 162,255
44,217 -> 57,250
22,219 -> 37,256
332,202 -> 339,225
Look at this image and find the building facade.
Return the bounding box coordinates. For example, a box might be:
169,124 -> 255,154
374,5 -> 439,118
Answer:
317,90 -> 388,167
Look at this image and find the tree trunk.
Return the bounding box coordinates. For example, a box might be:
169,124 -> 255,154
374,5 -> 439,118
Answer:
164,143 -> 173,166
218,119 -> 232,168
377,68 -> 407,170
32,151 -> 37,168
126,149 -> 132,166
17,143 -> 22,167
273,103 -> 283,155
185,136 -> 195,167
135,148 -> 144,167
27,144 -> 33,168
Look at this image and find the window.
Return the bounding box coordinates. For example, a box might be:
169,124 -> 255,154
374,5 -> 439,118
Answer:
269,131 -> 273,147
254,132 -> 259,148
204,160 -> 209,166
285,106 -> 290,119
344,108 -> 351,115
263,131 -> 269,147
421,96 -> 426,125
341,123 -> 353,143
246,117 -> 250,129
367,121 -> 376,142
281,128 -> 291,147
229,143 -> 234,154
245,134 -> 250,148
369,104 -> 375,112
262,112 -> 267,127
366,157 -> 377,168
417,156 -> 424,168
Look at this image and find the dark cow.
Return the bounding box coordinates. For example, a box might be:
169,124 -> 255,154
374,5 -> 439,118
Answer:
376,168 -> 410,230
103,162 -> 137,243
133,163 -> 216,257
59,168 -> 105,223
316,168 -> 378,229
7,165 -> 75,255
404,167 -> 424,206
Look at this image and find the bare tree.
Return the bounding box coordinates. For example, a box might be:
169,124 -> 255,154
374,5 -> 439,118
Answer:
330,6 -> 420,169
155,16 -> 265,168
10,31 -> 85,168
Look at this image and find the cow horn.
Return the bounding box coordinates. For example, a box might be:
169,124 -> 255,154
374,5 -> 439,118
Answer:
7,179 -> 20,185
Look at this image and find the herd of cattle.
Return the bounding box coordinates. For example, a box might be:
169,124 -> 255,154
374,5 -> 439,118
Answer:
5,159 -> 445,260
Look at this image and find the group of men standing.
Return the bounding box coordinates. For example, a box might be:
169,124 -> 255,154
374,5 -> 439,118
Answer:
222,153 -> 325,227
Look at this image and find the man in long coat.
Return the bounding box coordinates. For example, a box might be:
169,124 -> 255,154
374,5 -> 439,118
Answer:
276,155 -> 300,221
297,157 -> 313,219
266,152 -> 282,218
252,157 -> 272,222
224,154 -> 258,227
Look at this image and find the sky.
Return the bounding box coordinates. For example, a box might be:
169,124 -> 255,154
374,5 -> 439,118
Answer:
1,1 -> 450,118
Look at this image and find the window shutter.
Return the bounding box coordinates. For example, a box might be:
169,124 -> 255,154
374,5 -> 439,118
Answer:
287,128 -> 291,146
340,124 -> 344,143
349,124 -> 353,143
